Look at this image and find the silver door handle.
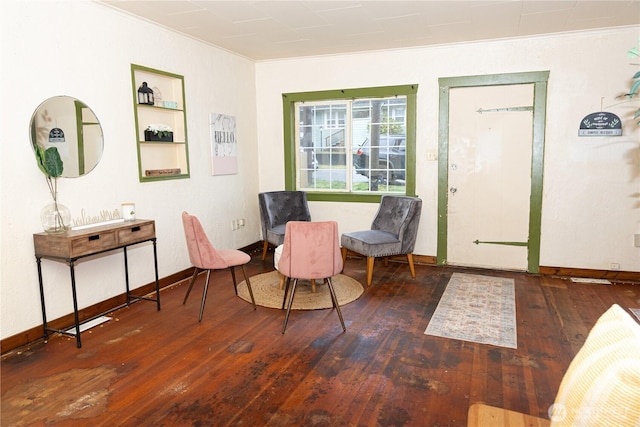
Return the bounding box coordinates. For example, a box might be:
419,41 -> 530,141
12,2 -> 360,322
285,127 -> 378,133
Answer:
450,187 -> 457,194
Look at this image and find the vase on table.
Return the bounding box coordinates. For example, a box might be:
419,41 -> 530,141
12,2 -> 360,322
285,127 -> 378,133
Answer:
40,198 -> 71,234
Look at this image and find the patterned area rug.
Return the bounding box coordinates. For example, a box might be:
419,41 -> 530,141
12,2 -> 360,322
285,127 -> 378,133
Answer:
237,271 -> 364,310
424,272 -> 517,349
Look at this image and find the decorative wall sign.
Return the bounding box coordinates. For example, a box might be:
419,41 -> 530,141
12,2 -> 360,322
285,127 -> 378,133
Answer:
578,111 -> 622,136
48,127 -> 65,142
210,113 -> 238,175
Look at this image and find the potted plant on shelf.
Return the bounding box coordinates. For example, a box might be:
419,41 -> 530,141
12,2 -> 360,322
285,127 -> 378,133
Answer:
35,145 -> 70,233
144,124 -> 173,142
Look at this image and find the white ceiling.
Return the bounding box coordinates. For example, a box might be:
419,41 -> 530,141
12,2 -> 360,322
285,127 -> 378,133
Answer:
98,1 -> 640,61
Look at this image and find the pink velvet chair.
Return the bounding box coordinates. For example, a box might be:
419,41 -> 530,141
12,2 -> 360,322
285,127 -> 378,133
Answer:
181,212 -> 256,322
278,220 -> 346,334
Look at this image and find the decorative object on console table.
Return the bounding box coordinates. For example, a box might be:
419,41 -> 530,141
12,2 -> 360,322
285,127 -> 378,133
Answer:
137,82 -> 154,105
122,203 -> 136,221
144,124 -> 173,142
34,145 -> 71,233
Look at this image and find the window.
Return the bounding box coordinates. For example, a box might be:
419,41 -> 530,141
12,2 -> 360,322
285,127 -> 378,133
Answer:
283,85 -> 418,202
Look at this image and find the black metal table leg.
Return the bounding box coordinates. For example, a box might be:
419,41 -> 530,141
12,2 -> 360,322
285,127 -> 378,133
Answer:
36,256 -> 49,341
69,260 -> 82,348
123,246 -> 131,304
152,238 -> 160,311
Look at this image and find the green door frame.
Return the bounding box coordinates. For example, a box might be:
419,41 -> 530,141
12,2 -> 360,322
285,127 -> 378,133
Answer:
437,71 -> 549,273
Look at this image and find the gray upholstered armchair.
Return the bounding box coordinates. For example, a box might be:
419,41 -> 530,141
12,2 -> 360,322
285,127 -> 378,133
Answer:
258,191 -> 311,260
340,195 -> 422,286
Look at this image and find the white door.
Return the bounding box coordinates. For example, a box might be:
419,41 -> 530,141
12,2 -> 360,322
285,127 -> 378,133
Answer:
447,84 -> 534,270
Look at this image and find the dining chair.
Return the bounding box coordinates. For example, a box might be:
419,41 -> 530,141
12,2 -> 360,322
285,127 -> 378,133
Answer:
181,211 -> 256,321
277,221 -> 346,334
258,191 -> 311,260
340,195 -> 422,286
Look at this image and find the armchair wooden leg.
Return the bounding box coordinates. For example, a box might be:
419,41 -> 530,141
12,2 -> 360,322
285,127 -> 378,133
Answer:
183,268 -> 201,304
311,279 -> 316,293
366,256 -> 375,286
282,278 -> 299,333
229,266 -> 238,293
340,247 -> 347,271
407,253 -> 416,278
240,265 -> 256,310
199,270 -> 212,322
326,277 -> 346,332
261,240 -> 269,260
278,272 -> 285,290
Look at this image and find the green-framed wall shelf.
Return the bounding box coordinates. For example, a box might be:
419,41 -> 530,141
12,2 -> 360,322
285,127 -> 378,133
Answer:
130,64 -> 190,182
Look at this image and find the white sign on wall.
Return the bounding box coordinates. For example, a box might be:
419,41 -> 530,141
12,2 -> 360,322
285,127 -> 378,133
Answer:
210,113 -> 238,175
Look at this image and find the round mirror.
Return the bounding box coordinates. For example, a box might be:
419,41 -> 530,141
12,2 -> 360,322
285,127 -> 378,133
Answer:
30,96 -> 104,178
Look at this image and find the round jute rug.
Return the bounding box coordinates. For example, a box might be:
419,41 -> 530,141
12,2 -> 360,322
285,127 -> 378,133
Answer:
236,271 -> 364,310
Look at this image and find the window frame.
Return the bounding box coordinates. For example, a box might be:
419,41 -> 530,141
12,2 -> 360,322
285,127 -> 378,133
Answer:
283,84 -> 418,203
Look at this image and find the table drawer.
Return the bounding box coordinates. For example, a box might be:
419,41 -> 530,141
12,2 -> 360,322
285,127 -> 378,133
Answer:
70,231 -> 117,257
117,223 -> 155,245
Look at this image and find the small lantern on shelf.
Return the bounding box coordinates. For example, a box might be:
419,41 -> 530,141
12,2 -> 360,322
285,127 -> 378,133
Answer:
137,82 -> 154,105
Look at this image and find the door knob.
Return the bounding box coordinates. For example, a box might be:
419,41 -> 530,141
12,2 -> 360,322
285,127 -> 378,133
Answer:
450,187 -> 457,194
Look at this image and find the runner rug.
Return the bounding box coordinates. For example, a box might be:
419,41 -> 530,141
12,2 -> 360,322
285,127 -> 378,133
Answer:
424,272 -> 517,349
237,270 -> 364,310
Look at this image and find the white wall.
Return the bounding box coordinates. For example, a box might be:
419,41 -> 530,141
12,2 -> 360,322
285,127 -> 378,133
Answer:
0,1 -> 261,340
255,27 -> 640,274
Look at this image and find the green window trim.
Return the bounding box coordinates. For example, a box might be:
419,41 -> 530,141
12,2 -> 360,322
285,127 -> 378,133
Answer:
282,84 -> 418,203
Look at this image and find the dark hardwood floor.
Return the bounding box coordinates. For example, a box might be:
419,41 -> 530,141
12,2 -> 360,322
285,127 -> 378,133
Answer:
2,254 -> 639,426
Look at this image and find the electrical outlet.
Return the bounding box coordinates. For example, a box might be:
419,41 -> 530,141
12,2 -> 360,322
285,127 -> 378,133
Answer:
635,233 -> 640,248
610,262 -> 620,271
231,220 -> 237,231
239,219 -> 245,227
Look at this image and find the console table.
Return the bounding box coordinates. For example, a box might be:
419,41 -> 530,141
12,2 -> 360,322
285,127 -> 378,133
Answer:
33,219 -> 160,348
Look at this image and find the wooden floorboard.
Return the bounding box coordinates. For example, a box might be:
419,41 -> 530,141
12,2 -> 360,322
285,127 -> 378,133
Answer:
2,256 -> 639,426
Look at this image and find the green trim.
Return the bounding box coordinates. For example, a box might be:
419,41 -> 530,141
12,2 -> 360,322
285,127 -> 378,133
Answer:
307,193 -> 384,203
282,84 -> 419,202
437,85 -> 450,265
283,84 -> 418,102
131,63 -> 184,81
437,71 -> 549,272
282,96 -> 296,190
405,91 -> 417,197
527,77 -> 549,273
74,100 -> 86,176
130,64 -> 191,182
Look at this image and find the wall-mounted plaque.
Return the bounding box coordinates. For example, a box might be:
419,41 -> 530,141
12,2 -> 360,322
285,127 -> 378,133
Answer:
578,111 -> 622,136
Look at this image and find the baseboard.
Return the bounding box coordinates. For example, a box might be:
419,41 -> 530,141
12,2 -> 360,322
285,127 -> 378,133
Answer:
0,267 -> 195,355
538,266 -> 639,283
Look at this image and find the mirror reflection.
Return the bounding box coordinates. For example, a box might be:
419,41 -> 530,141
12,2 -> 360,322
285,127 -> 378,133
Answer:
30,96 -> 104,178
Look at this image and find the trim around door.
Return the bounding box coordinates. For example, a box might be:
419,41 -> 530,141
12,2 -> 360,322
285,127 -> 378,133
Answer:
437,71 -> 550,273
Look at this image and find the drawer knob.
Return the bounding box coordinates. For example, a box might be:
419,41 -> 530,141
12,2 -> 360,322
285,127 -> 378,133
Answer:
131,226 -> 141,232
88,235 -> 100,241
